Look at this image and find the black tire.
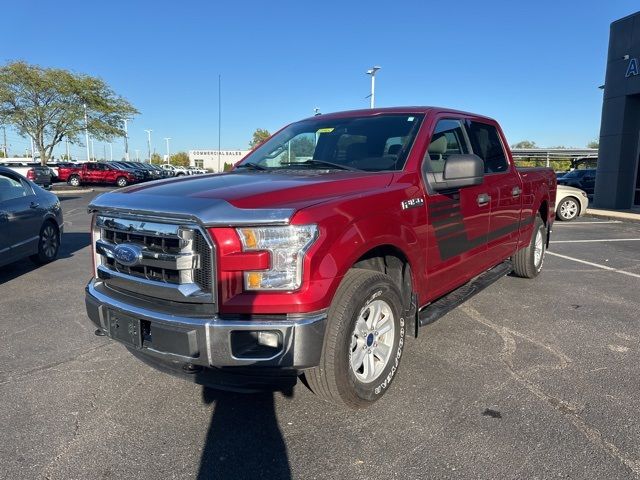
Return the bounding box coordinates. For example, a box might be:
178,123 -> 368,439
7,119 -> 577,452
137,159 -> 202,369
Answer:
512,215 -> 546,278
68,175 -> 81,187
30,221 -> 60,265
116,176 -> 128,187
305,269 -> 406,409
556,196 -> 580,221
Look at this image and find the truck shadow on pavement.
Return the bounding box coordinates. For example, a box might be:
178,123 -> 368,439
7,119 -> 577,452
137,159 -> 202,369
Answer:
197,386 -> 294,480
0,232 -> 90,284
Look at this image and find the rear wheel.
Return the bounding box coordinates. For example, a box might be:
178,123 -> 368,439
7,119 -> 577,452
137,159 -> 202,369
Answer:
305,269 -> 405,409
30,221 -> 60,264
556,196 -> 580,221
116,176 -> 128,187
512,215 -> 546,278
68,175 -> 81,187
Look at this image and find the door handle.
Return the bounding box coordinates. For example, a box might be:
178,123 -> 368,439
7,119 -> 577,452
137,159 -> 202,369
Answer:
477,193 -> 491,206
30,202 -> 39,209
512,186 -> 522,197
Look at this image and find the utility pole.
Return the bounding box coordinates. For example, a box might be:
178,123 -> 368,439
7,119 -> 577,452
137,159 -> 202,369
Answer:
123,119 -> 130,161
109,143 -> 113,161
164,137 -> 171,164
84,103 -> 91,161
218,74 -> 221,172
366,66 -> 381,108
144,129 -> 152,162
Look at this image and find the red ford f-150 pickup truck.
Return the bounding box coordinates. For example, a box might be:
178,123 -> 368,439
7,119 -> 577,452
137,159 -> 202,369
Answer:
58,162 -> 140,187
86,107 -> 556,408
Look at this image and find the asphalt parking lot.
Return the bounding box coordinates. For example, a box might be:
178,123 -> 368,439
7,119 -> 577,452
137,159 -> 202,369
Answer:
1,189 -> 639,480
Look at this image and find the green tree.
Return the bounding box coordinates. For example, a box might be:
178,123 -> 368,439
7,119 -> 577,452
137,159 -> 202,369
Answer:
249,128 -> 271,148
0,61 -> 138,165
587,139 -> 599,149
150,153 -> 163,164
511,140 -> 537,149
169,151 -> 189,167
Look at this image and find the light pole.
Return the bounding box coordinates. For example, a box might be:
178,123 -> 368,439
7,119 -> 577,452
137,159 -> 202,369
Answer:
90,139 -> 95,161
109,143 -> 113,161
164,137 -> 171,164
84,103 -> 91,161
1,126 -> 7,158
65,137 -> 70,160
123,119 -> 130,161
144,129 -> 153,162
366,66 -> 381,108
135,149 -> 140,161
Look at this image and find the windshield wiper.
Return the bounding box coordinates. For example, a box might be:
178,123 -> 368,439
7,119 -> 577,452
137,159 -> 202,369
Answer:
280,160 -> 360,171
235,162 -> 266,170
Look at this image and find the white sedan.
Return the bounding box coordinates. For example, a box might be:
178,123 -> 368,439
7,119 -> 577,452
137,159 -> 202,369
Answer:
555,184 -> 589,221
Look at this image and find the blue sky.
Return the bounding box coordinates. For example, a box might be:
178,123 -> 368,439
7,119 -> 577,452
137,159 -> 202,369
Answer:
2,0 -> 639,160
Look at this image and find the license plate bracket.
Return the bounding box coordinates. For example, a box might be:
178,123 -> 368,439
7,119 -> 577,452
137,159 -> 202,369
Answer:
107,309 -> 142,348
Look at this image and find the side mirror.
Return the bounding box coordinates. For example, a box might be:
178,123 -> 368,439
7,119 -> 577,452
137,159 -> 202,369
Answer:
433,154 -> 484,191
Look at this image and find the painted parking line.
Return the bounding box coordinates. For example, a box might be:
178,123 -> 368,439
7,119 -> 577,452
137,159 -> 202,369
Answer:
552,239 -> 640,243
554,221 -> 622,225
547,251 -> 640,279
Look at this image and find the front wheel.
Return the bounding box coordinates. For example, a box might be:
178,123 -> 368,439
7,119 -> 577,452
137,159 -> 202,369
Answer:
68,175 -> 81,187
30,221 -> 60,264
305,269 -> 406,409
116,176 -> 128,187
556,196 -> 580,221
512,215 -> 546,278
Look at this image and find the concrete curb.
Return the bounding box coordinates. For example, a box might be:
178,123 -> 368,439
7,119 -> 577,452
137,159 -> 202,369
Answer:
53,189 -> 94,195
585,208 -> 640,222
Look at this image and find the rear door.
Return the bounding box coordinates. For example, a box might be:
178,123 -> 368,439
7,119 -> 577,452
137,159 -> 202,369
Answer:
422,118 -> 493,300
465,120 -> 523,265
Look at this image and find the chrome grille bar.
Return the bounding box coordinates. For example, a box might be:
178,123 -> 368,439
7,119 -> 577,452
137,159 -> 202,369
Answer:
94,214 -> 215,304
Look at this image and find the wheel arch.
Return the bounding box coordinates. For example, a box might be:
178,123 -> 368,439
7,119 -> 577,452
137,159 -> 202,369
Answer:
351,244 -> 417,336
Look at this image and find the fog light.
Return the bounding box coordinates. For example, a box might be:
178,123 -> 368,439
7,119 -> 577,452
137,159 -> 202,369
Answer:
257,331 -> 280,348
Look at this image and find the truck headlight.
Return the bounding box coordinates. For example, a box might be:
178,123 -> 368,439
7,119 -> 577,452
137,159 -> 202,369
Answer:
237,225 -> 318,291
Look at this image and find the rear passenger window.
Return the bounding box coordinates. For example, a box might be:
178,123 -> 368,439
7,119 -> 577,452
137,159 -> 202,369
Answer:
424,119 -> 469,174
466,121 -> 508,173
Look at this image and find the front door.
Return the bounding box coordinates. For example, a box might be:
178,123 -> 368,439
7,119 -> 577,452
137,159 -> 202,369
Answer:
422,118 -> 492,301
0,172 -> 42,259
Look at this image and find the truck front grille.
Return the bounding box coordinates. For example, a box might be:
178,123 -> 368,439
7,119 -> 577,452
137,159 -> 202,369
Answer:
93,215 -> 215,304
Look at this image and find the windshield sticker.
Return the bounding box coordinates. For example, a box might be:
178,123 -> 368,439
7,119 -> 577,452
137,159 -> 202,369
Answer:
316,127 -> 335,134
407,116 -> 415,122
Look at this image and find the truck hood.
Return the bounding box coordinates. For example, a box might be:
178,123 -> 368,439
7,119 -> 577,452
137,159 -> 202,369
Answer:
89,171 -> 393,226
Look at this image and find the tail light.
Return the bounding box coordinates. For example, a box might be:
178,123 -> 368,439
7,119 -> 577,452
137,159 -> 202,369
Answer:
27,169 -> 35,180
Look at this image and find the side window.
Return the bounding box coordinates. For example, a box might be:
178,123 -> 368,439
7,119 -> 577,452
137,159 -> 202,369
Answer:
424,119 -> 469,174
87,163 -> 97,170
466,121 -> 509,173
0,173 -> 28,203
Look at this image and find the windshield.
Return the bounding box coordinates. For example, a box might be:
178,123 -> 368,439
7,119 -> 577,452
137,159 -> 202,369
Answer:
238,114 -> 424,172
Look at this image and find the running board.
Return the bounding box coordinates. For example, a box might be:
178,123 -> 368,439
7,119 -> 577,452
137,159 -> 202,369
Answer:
418,260 -> 513,327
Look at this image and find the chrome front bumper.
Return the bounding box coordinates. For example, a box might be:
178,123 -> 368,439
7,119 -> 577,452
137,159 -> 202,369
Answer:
85,279 -> 327,369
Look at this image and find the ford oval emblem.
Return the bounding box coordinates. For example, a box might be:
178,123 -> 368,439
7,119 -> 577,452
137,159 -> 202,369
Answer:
113,243 -> 143,267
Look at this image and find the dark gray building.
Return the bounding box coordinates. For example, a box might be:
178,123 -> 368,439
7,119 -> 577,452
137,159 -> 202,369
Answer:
596,11 -> 640,209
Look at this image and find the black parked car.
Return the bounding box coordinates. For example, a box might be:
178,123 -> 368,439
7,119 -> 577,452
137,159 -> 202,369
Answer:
557,168 -> 596,195
0,166 -> 63,267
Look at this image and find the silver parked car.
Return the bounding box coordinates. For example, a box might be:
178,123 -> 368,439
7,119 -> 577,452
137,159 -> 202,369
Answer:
0,166 -> 63,267
556,184 -> 589,221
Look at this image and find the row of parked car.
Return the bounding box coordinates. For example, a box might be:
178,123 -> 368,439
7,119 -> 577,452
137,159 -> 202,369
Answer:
0,161 -> 208,189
